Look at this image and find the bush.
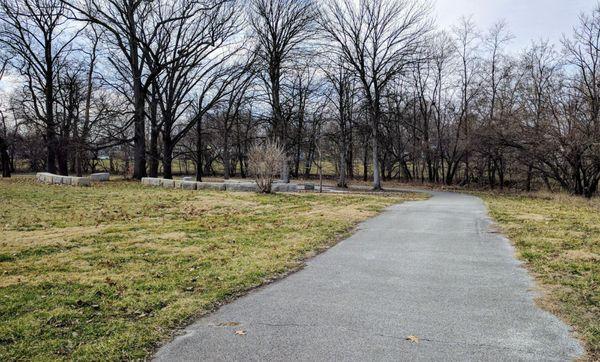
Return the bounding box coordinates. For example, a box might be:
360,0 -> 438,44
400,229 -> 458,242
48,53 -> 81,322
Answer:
247,140 -> 284,193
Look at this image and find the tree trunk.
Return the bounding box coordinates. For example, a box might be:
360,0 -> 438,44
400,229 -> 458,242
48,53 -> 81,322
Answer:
338,144 -> 347,188
223,132 -> 230,180
488,157 -> 496,189
362,141 -> 368,182
347,146 -> 354,179
195,117 -> 203,182
281,157 -> 289,183
303,143 -> 313,177
0,136 -> 10,177
148,125 -> 159,178
132,92 -> 147,179
371,115 -> 381,190
148,90 -> 160,178
130,31 -> 146,180
74,129 -> 83,177
162,132 -> 174,179
525,164 -> 533,192
57,143 -> 69,176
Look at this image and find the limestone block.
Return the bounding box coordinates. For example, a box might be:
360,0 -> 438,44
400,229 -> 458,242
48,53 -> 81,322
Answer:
196,182 -> 226,191
148,178 -> 161,186
90,172 -> 110,181
160,179 -> 175,188
36,172 -> 52,183
225,182 -> 258,192
271,183 -> 298,192
181,181 -> 197,190
71,177 -> 91,187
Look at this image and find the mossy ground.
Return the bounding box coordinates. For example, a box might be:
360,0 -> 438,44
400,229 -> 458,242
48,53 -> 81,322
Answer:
0,177 -> 423,360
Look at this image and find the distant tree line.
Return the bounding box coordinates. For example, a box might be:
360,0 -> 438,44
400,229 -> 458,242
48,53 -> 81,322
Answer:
0,0 -> 599,197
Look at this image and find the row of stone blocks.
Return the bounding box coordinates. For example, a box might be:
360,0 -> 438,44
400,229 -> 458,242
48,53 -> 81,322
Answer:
141,177 -> 299,193
36,172 -> 91,186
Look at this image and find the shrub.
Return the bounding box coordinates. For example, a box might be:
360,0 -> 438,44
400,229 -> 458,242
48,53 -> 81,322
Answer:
247,140 -> 284,193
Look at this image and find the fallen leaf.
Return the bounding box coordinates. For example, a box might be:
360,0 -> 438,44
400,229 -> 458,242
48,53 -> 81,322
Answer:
234,330 -> 246,336
406,335 -> 419,343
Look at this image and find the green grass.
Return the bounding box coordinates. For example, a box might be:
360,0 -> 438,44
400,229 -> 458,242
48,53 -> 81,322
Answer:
481,192 -> 599,360
0,177 -> 424,360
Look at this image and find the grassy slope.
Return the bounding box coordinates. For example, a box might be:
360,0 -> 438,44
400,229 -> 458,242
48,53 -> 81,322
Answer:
0,177 -> 423,360
481,192 -> 599,360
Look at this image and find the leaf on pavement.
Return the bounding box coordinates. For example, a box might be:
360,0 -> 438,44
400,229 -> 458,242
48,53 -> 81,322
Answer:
234,330 -> 246,336
406,335 -> 419,343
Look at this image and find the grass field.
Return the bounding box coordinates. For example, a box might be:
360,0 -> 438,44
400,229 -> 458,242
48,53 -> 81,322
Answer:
481,192 -> 599,360
0,177 -> 424,360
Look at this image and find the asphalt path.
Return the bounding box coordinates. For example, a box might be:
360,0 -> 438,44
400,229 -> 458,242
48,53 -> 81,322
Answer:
154,191 -> 583,361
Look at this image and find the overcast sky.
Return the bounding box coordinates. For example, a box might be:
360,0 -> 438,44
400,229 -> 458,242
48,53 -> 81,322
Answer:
0,0 -> 598,93
435,0 -> 597,52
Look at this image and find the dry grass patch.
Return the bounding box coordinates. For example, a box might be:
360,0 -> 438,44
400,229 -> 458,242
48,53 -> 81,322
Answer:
480,191 -> 599,360
0,176 -> 425,360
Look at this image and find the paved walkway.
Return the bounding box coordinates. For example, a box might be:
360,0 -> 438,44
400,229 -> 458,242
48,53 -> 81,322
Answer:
154,191 -> 583,361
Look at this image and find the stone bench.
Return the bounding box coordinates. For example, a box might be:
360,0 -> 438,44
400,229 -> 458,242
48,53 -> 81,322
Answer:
36,172 -> 91,187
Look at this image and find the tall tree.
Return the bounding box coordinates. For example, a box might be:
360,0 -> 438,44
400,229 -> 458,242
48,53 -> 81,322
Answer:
562,3 -> 600,197
248,0 -> 317,183
452,16 -> 480,185
66,0 -> 204,179
154,0 -> 243,180
0,57 -> 9,177
0,0 -> 80,174
323,57 -> 357,187
320,0 -> 431,190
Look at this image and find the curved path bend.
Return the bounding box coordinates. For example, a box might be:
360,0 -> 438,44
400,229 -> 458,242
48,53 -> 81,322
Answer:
155,191 -> 583,361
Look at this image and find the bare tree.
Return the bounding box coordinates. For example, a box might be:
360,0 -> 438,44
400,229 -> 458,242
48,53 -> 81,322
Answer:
211,65 -> 256,180
0,54 -> 9,177
248,0 -> 317,183
0,0 -> 81,174
452,16 -> 481,184
149,0 -> 243,179
320,0 -> 432,190
0,107 -> 10,177
562,3 -> 600,196
322,57 -> 357,187
480,20 -> 513,188
66,0 -> 216,179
